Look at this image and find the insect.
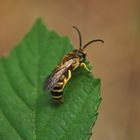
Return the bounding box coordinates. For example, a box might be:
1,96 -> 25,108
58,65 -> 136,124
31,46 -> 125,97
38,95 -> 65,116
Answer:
44,26 -> 104,102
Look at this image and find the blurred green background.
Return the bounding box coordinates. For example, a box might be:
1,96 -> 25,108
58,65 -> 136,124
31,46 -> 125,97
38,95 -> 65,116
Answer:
0,0 -> 139,140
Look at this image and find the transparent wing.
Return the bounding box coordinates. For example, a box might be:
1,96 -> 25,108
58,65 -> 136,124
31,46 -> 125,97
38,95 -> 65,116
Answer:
44,59 -> 75,90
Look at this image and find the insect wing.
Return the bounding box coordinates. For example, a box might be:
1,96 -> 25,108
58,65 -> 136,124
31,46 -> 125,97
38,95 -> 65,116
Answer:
44,59 -> 74,90
46,67 -> 66,89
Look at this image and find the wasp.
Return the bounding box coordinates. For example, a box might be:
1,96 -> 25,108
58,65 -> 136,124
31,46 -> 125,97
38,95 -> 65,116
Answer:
44,26 -> 104,102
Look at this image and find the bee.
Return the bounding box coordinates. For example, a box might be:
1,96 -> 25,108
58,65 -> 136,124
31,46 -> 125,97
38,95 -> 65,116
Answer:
44,26 -> 104,102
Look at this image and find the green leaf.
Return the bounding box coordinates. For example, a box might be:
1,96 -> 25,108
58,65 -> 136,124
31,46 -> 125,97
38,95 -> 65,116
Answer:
0,19 -> 101,140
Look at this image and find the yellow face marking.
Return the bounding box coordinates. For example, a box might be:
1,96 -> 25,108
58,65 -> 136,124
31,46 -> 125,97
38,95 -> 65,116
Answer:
80,63 -> 91,72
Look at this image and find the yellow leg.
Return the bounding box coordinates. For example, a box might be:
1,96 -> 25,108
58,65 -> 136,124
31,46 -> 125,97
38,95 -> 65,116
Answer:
52,70 -> 72,92
62,70 -> 71,89
67,69 -> 72,80
56,82 -> 63,86
80,62 -> 91,72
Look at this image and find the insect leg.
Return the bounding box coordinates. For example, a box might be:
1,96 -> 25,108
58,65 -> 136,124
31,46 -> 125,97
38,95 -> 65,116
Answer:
62,70 -> 72,89
56,82 -> 63,86
51,70 -> 72,93
67,69 -> 72,81
80,63 -> 91,72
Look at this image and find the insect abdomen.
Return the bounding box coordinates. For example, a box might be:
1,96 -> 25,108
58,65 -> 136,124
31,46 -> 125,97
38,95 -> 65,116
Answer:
51,91 -> 63,102
51,80 -> 64,102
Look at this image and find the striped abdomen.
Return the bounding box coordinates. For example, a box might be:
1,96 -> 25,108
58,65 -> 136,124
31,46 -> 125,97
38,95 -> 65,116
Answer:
51,75 -> 66,102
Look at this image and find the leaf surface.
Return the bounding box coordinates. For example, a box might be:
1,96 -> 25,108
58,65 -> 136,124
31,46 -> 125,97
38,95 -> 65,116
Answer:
0,19 -> 101,140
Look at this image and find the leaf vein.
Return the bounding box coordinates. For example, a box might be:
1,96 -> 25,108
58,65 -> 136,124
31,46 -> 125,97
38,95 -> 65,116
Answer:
15,50 -> 35,87
0,107 -> 24,140
2,59 -> 33,111
57,82 -> 100,140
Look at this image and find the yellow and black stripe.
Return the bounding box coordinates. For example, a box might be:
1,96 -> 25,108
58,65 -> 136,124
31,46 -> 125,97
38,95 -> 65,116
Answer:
51,79 -> 65,102
51,92 -> 63,102
51,70 -> 71,102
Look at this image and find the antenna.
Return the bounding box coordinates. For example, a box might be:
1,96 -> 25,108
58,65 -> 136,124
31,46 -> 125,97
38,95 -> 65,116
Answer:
82,39 -> 104,50
73,26 -> 82,50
